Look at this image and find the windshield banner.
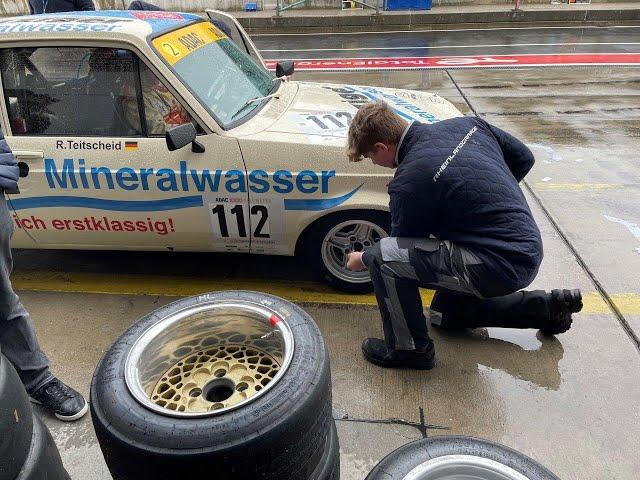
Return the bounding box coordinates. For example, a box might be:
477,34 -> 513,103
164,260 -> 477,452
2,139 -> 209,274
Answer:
153,22 -> 226,66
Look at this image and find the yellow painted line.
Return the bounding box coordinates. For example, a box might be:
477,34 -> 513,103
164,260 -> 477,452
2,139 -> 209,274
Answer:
534,183 -> 624,191
10,270 -> 640,315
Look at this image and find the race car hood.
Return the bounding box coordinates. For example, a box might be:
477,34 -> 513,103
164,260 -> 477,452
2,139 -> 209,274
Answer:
262,81 -> 463,146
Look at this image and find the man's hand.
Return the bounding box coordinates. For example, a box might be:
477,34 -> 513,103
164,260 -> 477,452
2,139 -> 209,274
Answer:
347,251 -> 366,272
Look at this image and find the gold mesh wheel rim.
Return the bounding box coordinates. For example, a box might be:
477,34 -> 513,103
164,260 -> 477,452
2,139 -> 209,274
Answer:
151,344 -> 281,413
125,300 -> 294,418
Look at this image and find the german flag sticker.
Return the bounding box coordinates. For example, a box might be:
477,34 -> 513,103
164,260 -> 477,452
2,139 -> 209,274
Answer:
125,141 -> 138,151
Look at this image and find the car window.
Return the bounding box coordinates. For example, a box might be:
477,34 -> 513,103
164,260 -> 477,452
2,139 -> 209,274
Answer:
0,47 -> 143,137
135,61 -> 193,136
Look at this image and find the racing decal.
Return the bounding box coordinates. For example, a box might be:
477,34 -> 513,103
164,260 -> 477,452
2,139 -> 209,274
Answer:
0,16 -> 130,33
55,140 -> 123,151
207,196 -> 283,243
12,213 -> 175,236
131,12 -> 184,21
16,159 -> 352,210
291,111 -> 355,139
10,196 -> 202,211
152,22 -> 226,66
265,53 -> 640,71
43,159 -> 337,195
323,85 -> 439,124
283,184 -> 362,211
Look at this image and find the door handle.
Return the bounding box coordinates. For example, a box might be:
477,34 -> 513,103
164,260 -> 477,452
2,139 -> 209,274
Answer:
13,150 -> 44,161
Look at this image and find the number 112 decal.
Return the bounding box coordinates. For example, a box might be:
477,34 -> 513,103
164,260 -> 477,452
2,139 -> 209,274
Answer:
210,204 -> 270,240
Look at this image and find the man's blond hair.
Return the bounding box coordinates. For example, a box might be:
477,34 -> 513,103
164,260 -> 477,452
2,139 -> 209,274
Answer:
347,101 -> 407,162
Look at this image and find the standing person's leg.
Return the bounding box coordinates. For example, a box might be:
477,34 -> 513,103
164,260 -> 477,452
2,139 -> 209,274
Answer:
0,196 -> 52,392
0,195 -> 88,421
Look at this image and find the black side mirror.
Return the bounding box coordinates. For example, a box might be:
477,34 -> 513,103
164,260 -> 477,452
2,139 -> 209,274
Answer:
276,60 -> 294,78
166,123 -> 205,153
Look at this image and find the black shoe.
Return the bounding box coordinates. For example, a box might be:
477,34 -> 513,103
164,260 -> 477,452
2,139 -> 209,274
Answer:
30,378 -> 88,422
361,338 -> 436,370
541,289 -> 583,335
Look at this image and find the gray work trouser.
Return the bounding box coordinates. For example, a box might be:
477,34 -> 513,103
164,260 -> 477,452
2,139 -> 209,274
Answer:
0,194 -> 52,393
365,237 -> 550,351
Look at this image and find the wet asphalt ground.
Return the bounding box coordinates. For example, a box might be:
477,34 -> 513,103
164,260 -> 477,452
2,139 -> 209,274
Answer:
10,25 -> 640,480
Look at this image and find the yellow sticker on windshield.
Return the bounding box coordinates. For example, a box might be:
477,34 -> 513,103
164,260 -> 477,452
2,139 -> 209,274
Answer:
153,22 -> 227,65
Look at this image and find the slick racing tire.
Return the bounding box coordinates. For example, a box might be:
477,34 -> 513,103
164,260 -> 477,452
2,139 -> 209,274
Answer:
91,291 -> 333,480
15,413 -> 70,480
311,420 -> 340,480
305,210 -> 390,293
0,352 -> 33,480
365,436 -> 560,480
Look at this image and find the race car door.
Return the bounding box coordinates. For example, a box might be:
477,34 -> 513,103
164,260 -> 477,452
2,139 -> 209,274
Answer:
0,45 -> 249,252
205,10 -> 266,69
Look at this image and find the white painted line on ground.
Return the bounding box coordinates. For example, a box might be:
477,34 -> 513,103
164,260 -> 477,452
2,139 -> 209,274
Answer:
261,42 -> 640,53
605,215 -> 640,254
253,25 -> 640,37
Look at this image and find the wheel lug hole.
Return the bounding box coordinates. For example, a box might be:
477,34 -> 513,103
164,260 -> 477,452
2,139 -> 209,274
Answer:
189,388 -> 202,398
349,236 -> 356,242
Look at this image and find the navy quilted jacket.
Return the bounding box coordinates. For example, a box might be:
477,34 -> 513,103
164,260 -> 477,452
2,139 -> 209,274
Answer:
389,117 -> 542,290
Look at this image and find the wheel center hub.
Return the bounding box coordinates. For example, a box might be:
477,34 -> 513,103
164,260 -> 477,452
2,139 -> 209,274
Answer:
203,378 -> 235,402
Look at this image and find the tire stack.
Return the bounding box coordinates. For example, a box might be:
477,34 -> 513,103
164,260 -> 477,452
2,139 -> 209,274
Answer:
0,351 -> 69,480
91,291 -> 339,480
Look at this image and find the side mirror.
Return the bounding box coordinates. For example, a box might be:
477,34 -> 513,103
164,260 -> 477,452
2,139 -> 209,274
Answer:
166,123 -> 205,153
276,60 -> 294,78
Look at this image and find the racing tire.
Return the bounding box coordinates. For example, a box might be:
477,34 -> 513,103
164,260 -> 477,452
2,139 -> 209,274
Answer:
365,436 -> 560,480
15,413 -> 70,480
311,420 -> 340,480
90,291 -> 333,480
305,210 -> 390,293
0,352 -> 34,480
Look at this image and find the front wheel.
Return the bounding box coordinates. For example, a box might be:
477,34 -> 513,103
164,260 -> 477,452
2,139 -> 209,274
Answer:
305,211 -> 390,293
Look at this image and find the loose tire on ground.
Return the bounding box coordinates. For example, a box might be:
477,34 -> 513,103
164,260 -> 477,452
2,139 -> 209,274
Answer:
304,210 -> 390,293
365,436 -> 560,480
310,420 -> 340,480
91,291 -> 334,480
0,352 -> 34,480
15,413 -> 70,480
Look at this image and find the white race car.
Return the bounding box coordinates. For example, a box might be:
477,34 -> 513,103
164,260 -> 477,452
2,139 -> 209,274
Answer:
0,10 -> 462,292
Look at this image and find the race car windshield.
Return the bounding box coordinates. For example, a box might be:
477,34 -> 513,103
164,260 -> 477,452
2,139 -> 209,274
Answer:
152,22 -> 275,129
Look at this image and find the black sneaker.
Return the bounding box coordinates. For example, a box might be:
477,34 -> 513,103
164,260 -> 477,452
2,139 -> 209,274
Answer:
541,289 -> 583,335
362,338 -> 436,370
30,378 -> 88,422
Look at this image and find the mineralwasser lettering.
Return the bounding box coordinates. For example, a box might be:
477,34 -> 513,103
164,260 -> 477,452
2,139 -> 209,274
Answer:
44,159 -> 336,194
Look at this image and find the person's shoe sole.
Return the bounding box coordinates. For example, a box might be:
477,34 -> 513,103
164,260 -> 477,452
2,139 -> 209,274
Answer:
29,397 -> 89,422
362,347 -> 436,370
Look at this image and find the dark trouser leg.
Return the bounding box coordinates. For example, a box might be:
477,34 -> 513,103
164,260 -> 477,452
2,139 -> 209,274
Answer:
365,237 -> 477,351
368,255 -> 429,351
0,196 -> 52,393
429,290 -> 551,329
